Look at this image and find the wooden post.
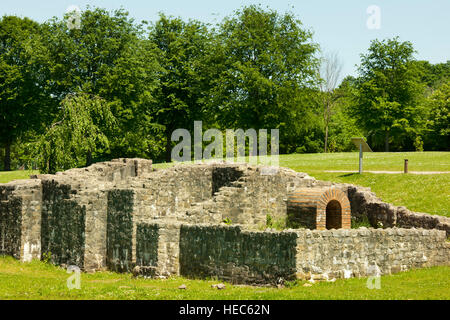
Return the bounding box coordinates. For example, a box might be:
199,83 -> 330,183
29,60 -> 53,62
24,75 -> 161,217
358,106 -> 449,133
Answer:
404,159 -> 408,174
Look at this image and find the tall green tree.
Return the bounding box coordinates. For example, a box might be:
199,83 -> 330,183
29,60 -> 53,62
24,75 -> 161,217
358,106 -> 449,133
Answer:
39,7 -> 161,161
149,14 -> 214,162
213,5 -> 320,153
353,37 -> 426,151
0,16 -> 47,170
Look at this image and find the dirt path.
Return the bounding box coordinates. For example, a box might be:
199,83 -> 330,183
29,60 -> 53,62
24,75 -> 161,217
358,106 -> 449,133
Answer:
324,170 -> 450,175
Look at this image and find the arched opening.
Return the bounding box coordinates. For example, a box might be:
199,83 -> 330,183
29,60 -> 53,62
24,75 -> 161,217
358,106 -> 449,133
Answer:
326,200 -> 342,229
287,187 -> 351,230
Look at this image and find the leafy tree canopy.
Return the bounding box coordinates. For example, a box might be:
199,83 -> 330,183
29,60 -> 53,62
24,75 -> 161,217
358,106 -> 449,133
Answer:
35,93 -> 116,173
0,15 -> 48,170
353,37 -> 426,151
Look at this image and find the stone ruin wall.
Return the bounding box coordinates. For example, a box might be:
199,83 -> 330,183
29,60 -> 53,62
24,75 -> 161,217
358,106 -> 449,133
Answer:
0,158 -> 449,285
346,186 -> 450,235
132,223 -> 448,284
0,179 -> 42,262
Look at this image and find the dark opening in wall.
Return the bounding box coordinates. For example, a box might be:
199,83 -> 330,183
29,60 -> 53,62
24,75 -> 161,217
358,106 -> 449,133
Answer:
211,167 -> 244,196
326,200 -> 342,229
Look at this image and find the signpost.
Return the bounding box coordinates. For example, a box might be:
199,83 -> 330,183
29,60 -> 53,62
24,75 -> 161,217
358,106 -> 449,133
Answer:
351,137 -> 373,174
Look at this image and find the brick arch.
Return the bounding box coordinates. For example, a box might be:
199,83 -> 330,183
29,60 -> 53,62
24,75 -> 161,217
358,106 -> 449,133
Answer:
287,187 -> 351,230
316,188 -> 351,230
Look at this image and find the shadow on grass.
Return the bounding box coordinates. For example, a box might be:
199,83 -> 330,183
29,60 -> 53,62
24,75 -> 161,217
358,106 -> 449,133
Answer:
337,173 -> 360,178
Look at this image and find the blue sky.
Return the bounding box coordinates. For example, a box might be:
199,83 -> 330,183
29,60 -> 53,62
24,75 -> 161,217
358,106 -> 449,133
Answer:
1,0 -> 449,79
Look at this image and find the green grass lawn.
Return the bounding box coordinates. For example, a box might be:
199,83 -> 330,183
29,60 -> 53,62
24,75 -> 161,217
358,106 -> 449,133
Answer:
280,152 -> 449,217
0,256 -> 448,300
279,151 -> 450,173
0,170 -> 38,183
311,173 -> 450,216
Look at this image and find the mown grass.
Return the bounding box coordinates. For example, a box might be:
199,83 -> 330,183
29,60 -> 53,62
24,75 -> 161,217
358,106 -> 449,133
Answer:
279,151 -> 450,173
312,172 -> 450,217
0,170 -> 38,183
0,256 -> 448,300
151,151 -> 450,172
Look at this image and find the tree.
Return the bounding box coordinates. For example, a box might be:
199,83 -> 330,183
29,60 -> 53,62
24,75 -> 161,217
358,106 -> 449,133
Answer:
0,16 -> 47,170
422,82 -> 449,151
413,60 -> 449,89
318,52 -> 343,153
353,37 -> 425,151
325,76 -> 363,152
35,93 -> 116,173
212,5 -> 320,153
39,7 -> 161,161
149,14 -> 214,161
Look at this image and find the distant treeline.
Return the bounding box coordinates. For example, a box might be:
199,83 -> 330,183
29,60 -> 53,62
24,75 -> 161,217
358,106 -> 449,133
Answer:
0,5 -> 448,172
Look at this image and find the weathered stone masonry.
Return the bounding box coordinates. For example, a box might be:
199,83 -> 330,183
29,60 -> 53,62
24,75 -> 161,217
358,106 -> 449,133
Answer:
287,187 -> 351,230
0,180 -> 41,261
0,158 -> 448,285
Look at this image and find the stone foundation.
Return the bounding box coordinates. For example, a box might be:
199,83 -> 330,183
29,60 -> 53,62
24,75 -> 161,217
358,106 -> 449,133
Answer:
0,158 -> 449,284
136,223 -> 449,284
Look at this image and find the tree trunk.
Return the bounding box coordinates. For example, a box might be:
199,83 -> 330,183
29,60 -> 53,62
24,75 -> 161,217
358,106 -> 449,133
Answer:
86,150 -> 93,167
165,129 -> 172,163
324,99 -> 330,153
4,142 -> 11,171
48,139 -> 56,174
385,129 -> 390,152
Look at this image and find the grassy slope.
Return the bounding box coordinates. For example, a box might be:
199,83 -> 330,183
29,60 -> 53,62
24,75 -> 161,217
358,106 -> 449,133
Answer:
0,256 -> 448,300
279,151 -> 450,173
311,173 -> 449,216
0,170 -> 38,183
280,152 -> 450,216
281,152 -> 450,217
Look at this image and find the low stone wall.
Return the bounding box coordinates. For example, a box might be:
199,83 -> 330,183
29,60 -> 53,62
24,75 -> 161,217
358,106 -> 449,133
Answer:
0,184 -> 23,259
40,179 -> 86,267
131,165 -> 214,222
295,227 -> 450,280
136,223 -> 159,268
139,224 -> 449,285
106,189 -> 134,272
346,185 -> 450,236
179,224 -> 298,284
